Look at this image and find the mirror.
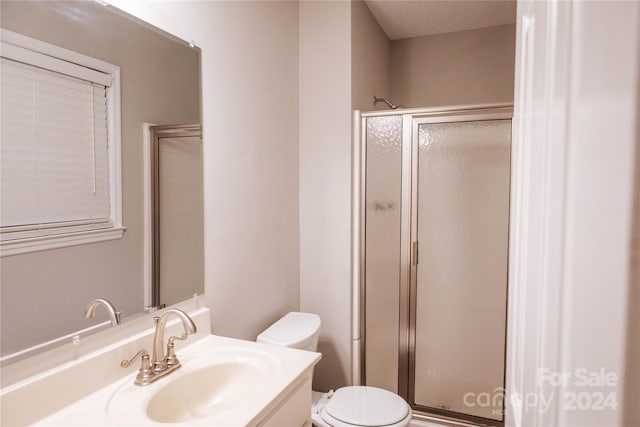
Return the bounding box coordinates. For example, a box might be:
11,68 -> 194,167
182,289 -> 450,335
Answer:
0,0 -> 203,359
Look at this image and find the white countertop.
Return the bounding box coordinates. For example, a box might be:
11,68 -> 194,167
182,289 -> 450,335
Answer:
34,334 -> 320,426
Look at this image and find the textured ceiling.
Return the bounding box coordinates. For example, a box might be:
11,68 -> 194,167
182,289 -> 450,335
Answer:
364,0 -> 517,40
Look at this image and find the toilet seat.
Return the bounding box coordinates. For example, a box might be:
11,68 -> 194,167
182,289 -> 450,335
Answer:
319,409 -> 412,427
313,386 -> 411,427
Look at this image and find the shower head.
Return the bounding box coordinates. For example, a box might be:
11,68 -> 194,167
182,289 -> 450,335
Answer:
373,96 -> 402,110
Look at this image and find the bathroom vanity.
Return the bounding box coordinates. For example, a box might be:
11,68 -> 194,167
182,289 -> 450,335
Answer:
0,307 -> 320,426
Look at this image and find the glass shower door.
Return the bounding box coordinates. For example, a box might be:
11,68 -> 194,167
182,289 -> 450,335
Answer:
411,119 -> 511,421
364,115 -> 403,392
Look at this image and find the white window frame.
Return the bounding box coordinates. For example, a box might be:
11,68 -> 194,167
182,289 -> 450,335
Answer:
0,29 -> 124,256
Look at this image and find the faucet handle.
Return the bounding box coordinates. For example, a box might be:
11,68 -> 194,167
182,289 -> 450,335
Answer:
166,334 -> 187,368
121,349 -> 149,368
168,333 -> 188,345
121,349 -> 155,386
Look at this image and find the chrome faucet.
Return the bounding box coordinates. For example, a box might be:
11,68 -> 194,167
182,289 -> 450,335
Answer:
121,308 -> 197,385
84,298 -> 121,327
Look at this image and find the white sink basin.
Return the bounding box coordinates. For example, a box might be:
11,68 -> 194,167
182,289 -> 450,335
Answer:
107,343 -> 282,425
147,362 -> 263,423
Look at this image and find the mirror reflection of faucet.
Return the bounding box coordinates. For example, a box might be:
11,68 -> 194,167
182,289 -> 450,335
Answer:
121,309 -> 197,386
84,298 -> 122,327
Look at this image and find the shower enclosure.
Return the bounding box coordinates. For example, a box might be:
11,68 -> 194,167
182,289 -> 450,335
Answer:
354,104 -> 511,425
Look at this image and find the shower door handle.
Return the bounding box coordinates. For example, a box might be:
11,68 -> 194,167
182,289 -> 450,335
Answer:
411,241 -> 418,266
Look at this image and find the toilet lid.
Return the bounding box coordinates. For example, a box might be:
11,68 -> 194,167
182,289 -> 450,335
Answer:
324,386 -> 410,426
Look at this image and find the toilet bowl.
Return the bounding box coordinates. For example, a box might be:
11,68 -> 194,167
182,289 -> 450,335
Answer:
257,312 -> 412,427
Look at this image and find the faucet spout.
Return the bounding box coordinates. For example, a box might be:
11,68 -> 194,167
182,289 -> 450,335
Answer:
85,298 -> 121,327
151,308 -> 197,372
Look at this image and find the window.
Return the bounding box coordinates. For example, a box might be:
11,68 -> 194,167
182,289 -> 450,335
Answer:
0,29 -> 124,256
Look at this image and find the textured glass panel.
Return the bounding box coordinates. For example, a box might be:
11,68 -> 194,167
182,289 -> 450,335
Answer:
413,120 -> 511,420
158,136 -> 204,306
364,115 -> 403,392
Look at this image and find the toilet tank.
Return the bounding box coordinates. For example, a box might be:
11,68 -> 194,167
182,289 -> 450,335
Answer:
257,312 -> 321,352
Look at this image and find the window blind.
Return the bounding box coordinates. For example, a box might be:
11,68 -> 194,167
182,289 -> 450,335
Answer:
0,57 -> 111,240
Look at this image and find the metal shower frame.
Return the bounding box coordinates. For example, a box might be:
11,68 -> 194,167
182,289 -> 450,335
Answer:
148,123 -> 202,310
352,103 -> 513,426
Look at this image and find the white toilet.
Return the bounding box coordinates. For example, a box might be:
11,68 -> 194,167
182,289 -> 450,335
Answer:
257,312 -> 412,427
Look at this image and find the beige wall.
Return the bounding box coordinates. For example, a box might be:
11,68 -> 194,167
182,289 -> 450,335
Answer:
299,0 -> 353,392
390,24 -> 516,108
626,154 -> 640,426
351,0 -> 390,111
0,0 -> 200,355
105,0 -> 301,343
624,68 -> 640,426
